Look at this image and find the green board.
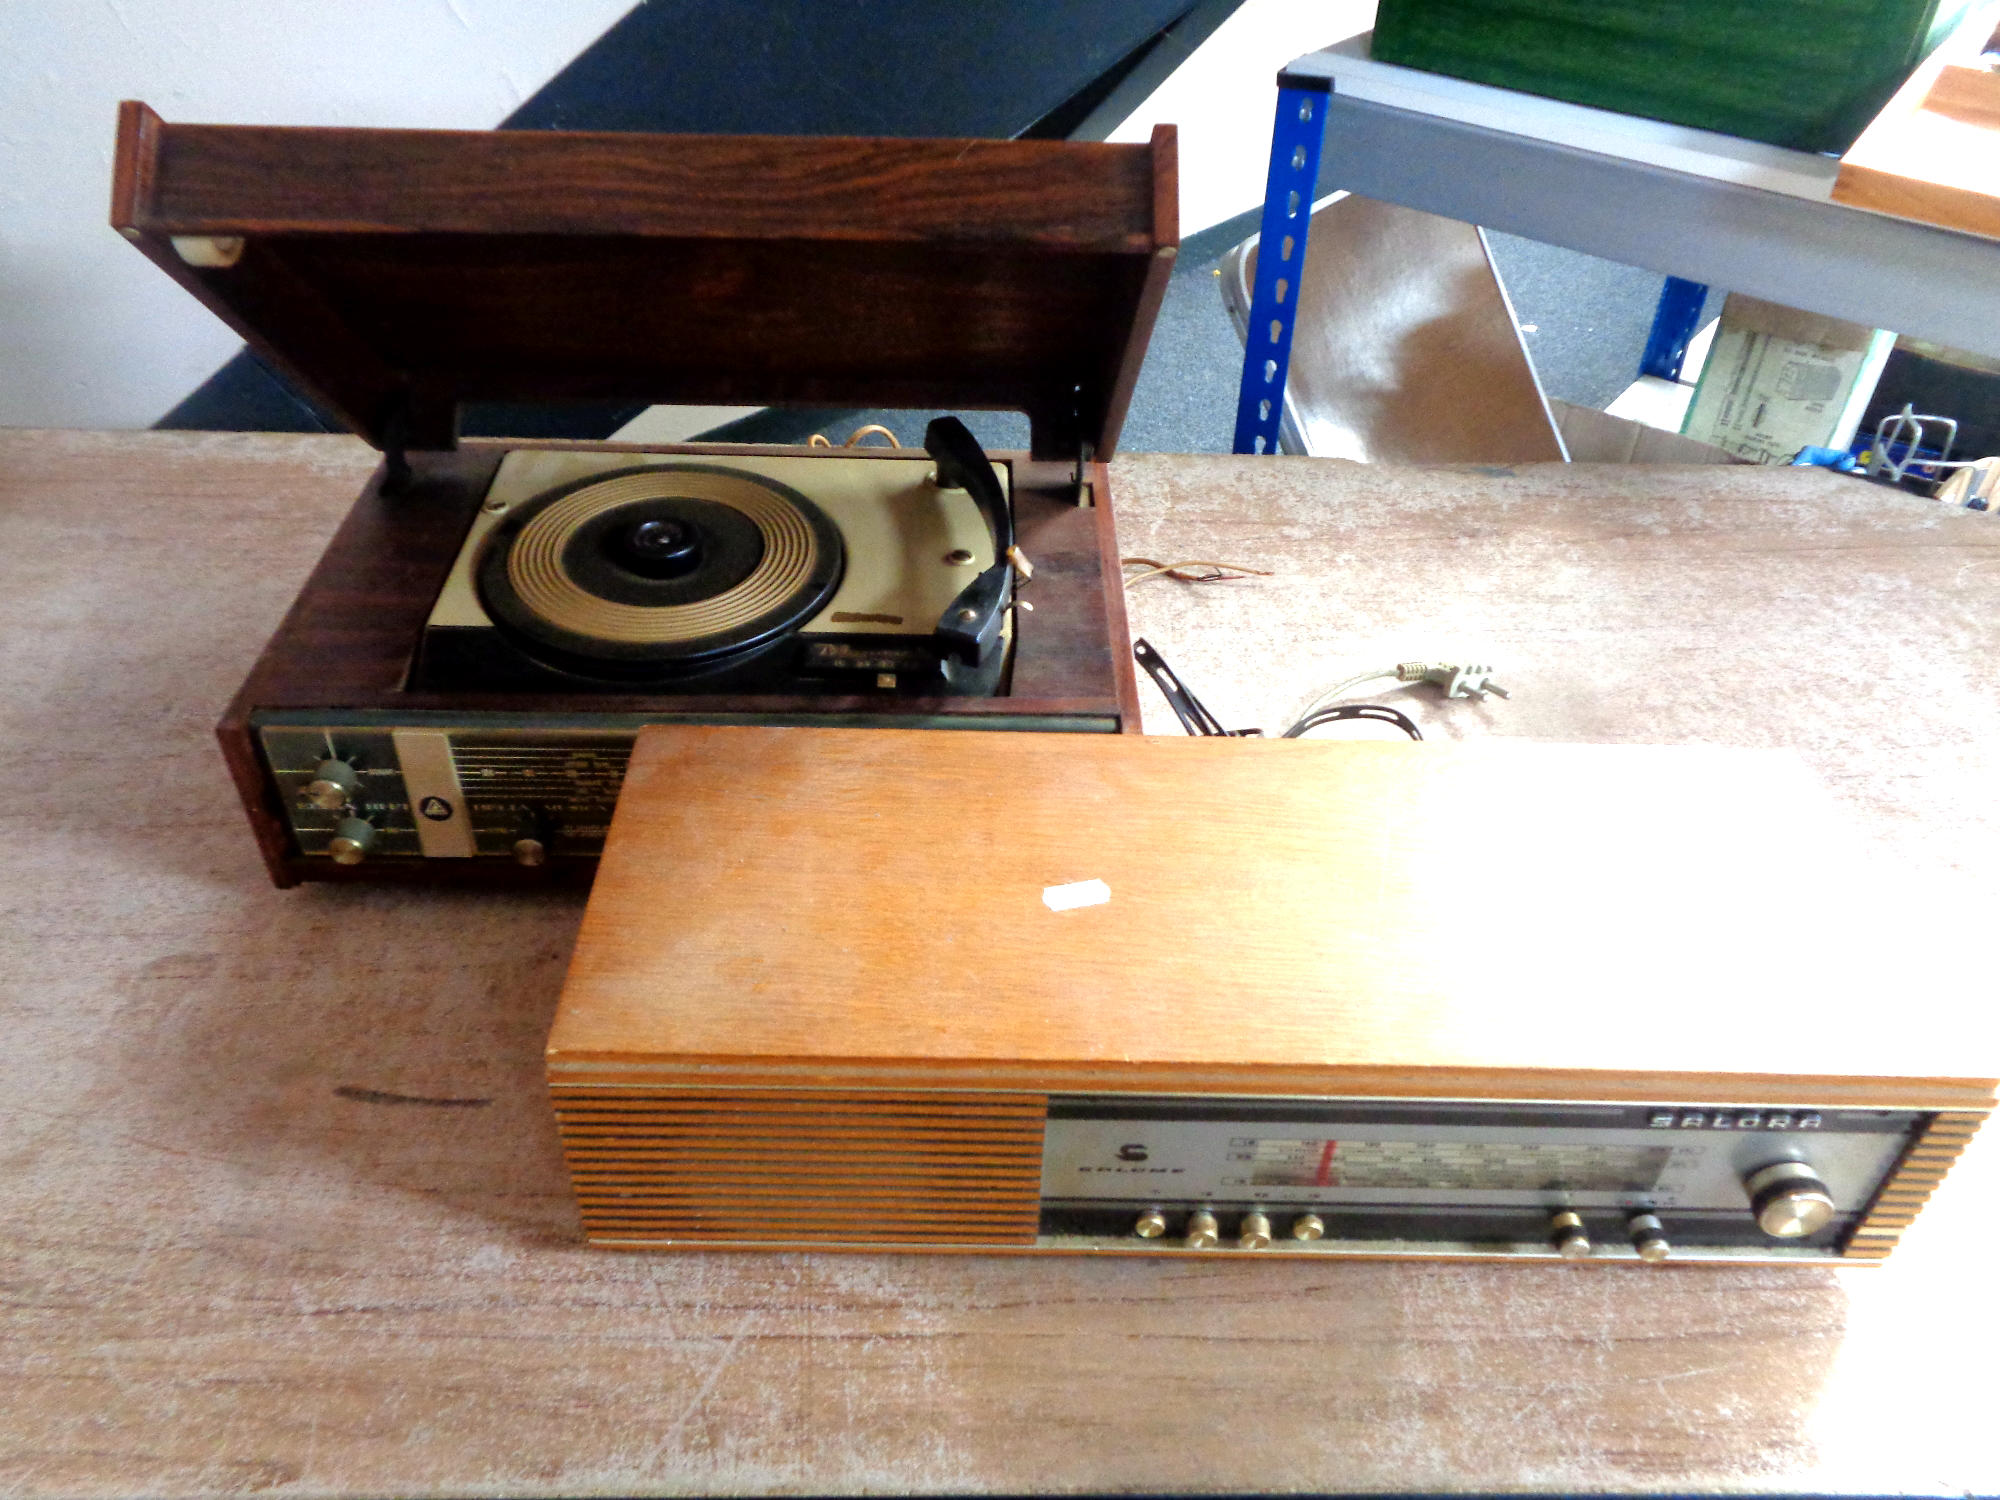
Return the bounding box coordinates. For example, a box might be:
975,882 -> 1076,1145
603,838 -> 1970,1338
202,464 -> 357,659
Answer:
1370,0 -> 1974,153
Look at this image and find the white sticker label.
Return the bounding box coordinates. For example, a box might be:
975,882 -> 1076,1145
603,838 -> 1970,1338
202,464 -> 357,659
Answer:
1042,879 -> 1110,912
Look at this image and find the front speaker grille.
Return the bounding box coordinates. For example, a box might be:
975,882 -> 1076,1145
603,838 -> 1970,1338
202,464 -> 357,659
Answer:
551,1087 -> 1048,1245
1843,1110 -> 1986,1260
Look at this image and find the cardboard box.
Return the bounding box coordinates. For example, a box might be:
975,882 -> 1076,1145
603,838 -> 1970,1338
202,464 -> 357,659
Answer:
1681,293 -> 1894,465
1552,400 -> 1744,465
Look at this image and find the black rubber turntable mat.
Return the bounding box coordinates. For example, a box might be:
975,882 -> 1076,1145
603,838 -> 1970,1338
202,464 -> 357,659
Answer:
154,0 -> 1209,440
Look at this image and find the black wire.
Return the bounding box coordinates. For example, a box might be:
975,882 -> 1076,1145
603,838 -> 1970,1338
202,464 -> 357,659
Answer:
1279,703 -> 1423,741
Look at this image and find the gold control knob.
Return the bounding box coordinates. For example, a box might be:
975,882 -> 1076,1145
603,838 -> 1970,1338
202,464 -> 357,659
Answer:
304,759 -> 359,811
1627,1212 -> 1671,1263
1745,1161 -> 1836,1239
1549,1210 -> 1593,1259
328,816 -> 376,866
1133,1209 -> 1168,1239
1290,1213 -> 1325,1242
1239,1211 -> 1273,1249
1185,1210 -> 1220,1250
512,837 -> 548,868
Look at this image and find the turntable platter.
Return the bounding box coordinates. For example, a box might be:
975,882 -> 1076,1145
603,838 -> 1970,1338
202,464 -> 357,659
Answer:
477,465 -> 844,671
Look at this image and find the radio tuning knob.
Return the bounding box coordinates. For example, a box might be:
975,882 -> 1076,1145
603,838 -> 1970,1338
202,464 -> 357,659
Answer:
1133,1209 -> 1167,1239
304,758 -> 359,810
512,809 -> 551,867
328,816 -> 376,866
1627,1213 -> 1671,1263
1744,1161 -> 1836,1239
1290,1213 -> 1325,1241
1184,1210 -> 1220,1250
1239,1211 -> 1273,1249
1549,1210 -> 1593,1259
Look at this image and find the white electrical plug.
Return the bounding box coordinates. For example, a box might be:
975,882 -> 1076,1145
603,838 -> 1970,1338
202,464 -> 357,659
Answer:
1395,662 -> 1510,699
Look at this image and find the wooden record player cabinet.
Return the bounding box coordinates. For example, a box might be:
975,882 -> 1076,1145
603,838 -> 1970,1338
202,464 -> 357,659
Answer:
109,103 -> 1177,887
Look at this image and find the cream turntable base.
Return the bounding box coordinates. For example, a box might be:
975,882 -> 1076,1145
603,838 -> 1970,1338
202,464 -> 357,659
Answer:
110,104 -> 1175,886
547,726 -> 1994,1265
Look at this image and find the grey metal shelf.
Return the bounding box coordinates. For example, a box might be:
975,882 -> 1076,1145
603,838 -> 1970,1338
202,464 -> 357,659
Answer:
1291,72 -> 2000,358
1232,40 -> 2000,453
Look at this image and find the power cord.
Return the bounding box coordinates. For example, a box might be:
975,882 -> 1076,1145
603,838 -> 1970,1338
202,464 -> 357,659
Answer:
1280,703 -> 1423,740
1136,640 -> 1449,742
1289,660 -> 1508,729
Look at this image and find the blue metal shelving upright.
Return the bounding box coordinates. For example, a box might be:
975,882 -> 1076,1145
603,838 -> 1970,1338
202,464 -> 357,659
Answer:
1230,76 -> 1330,456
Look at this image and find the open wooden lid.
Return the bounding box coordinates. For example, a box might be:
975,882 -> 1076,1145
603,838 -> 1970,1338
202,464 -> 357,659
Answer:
111,102 -> 1178,460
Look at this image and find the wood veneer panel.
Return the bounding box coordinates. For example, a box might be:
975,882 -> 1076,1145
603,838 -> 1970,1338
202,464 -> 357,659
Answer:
136,126 -> 1163,245
551,727 -> 1995,1109
111,108 -> 1179,458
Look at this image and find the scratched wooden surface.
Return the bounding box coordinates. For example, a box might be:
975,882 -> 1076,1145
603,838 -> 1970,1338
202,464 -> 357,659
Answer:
3,429 -> 1998,1497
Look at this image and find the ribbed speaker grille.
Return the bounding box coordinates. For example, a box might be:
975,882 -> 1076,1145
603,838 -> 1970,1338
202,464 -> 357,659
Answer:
551,1088 -> 1048,1246
1843,1109 -> 1987,1260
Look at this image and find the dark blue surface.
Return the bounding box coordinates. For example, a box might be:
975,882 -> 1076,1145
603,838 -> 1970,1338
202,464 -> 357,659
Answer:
1639,275 -> 1711,383
156,0 -> 1198,439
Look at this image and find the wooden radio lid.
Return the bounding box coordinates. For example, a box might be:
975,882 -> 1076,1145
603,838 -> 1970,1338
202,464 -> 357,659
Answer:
549,726 -> 1998,1109
110,102 -> 1178,461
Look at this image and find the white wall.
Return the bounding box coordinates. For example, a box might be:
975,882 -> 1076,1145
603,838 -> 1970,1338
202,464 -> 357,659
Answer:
0,0 -> 633,429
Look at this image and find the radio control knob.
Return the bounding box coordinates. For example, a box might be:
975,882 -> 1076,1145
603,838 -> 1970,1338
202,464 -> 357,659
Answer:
1627,1212 -> 1671,1263
304,759 -> 359,810
1239,1211 -> 1273,1249
1184,1210 -> 1220,1250
1290,1213 -> 1325,1241
1549,1210 -> 1593,1258
1744,1161 -> 1836,1239
512,809 -> 550,867
1133,1209 -> 1167,1239
328,816 -> 376,865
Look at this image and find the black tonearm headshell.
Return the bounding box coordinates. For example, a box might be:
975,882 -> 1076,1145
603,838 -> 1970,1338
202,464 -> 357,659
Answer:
924,417 -> 1018,666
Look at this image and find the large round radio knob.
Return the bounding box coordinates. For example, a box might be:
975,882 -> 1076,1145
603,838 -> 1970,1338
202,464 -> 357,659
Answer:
328,816 -> 376,865
1745,1161 -> 1836,1238
304,759 -> 359,811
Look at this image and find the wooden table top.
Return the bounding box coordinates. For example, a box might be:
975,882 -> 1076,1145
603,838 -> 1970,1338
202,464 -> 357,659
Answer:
4,429 -> 1998,1497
